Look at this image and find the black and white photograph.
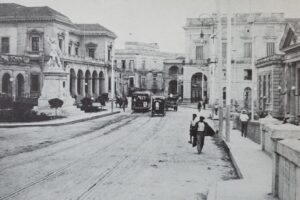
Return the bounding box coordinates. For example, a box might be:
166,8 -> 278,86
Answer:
0,0 -> 299,199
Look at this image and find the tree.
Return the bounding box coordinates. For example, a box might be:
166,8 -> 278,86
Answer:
48,98 -> 64,116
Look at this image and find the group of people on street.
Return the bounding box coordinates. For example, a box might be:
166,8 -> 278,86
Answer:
116,96 -> 128,112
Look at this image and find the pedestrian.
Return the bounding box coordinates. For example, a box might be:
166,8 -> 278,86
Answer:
193,116 -> 215,153
189,114 -> 198,144
240,110 -> 249,137
122,97 -> 126,112
197,101 -> 202,112
203,96 -> 207,110
124,96 -> 128,108
214,103 -> 218,116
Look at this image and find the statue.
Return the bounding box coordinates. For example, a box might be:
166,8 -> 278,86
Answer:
45,36 -> 63,69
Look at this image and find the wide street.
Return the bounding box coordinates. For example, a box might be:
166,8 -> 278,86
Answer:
0,106 -> 237,200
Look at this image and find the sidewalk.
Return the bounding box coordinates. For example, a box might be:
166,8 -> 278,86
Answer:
0,103 -> 122,128
207,125 -> 276,200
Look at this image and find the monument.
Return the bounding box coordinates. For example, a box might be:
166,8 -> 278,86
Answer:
35,36 -> 80,116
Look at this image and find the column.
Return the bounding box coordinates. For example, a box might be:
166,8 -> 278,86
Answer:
201,73 -> 204,100
81,76 -> 85,97
73,76 -> 78,96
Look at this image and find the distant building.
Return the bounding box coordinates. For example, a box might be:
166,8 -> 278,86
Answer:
256,20 -> 300,122
163,57 -> 185,97
115,41 -> 182,95
183,13 -> 294,106
0,3 -> 116,105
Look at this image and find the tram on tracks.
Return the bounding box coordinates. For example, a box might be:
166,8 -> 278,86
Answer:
131,91 -> 152,112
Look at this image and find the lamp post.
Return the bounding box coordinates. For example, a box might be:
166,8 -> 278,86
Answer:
109,44 -> 114,113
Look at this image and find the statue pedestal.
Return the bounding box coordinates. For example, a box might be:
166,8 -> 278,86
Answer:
35,69 -> 82,116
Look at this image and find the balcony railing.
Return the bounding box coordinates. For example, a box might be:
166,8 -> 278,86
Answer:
62,54 -> 106,65
0,54 -> 30,65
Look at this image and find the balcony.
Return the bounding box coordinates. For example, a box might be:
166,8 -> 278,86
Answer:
0,54 -> 30,65
62,54 -> 106,65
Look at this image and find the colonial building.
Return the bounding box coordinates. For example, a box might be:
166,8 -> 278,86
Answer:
115,41 -> 182,95
0,3 -> 116,107
183,13 -> 289,105
163,57 -> 185,97
256,21 -> 300,123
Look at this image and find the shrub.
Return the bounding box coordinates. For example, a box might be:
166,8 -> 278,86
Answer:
48,98 -> 64,116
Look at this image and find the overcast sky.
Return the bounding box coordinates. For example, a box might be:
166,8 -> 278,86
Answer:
1,0 -> 300,53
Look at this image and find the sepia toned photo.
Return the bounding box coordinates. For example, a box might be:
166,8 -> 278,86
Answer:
0,0 -> 299,199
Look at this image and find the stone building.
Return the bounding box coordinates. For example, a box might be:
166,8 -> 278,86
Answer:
115,41 -> 181,95
163,57 -> 185,97
0,3 -> 116,107
183,13 -> 289,105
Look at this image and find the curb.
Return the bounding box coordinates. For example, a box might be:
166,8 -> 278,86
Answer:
222,139 -> 244,179
0,111 -> 121,128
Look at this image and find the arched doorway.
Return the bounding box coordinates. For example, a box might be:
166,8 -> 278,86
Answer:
77,70 -> 83,95
169,80 -> 177,95
2,73 -> 12,96
99,71 -> 105,94
70,69 -> 76,96
191,72 -> 207,103
85,70 -> 91,96
244,87 -> 252,109
92,71 -> 98,95
169,66 -> 179,75
16,74 -> 24,97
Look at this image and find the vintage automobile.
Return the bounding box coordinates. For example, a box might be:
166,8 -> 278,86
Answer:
151,96 -> 166,117
165,95 -> 179,111
131,91 -> 152,112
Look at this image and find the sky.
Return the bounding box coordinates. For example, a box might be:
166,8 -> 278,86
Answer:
1,0 -> 300,53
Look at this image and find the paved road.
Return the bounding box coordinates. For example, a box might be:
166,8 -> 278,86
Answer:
0,107 -> 236,200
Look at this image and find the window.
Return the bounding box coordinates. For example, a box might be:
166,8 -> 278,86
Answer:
1,37 -> 9,53
129,60 -> 134,70
75,47 -> 79,56
58,38 -> 63,50
129,77 -> 134,87
30,74 -> 40,92
267,42 -> 275,56
244,42 -> 252,58
31,37 -> 39,52
68,45 -> 71,55
108,48 -> 111,61
122,60 -> 126,70
222,42 -> 227,58
88,48 -> 95,58
196,46 -> 204,60
244,69 -> 252,80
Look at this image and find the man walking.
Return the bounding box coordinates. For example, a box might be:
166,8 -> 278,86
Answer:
240,110 -> 249,137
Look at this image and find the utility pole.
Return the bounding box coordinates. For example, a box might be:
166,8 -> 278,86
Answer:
216,0 -> 224,139
110,44 -> 114,113
251,16 -> 255,120
225,0 -> 232,142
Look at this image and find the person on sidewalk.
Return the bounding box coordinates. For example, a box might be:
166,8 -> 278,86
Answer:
214,103 -> 218,115
240,110 -> 249,137
122,97 -> 126,112
202,96 -> 207,110
189,114 -> 198,144
197,101 -> 202,112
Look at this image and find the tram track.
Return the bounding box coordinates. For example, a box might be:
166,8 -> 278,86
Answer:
0,114 -> 153,200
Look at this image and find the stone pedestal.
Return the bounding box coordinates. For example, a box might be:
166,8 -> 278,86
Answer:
35,52 -> 81,116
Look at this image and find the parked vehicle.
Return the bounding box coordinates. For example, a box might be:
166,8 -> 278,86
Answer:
166,95 -> 179,111
131,91 -> 152,112
151,96 -> 166,117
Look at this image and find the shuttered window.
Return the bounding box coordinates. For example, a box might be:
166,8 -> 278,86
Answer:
267,42 -> 275,56
244,42 -> 252,58
196,46 -> 204,60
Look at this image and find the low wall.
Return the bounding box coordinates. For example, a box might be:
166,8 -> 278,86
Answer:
272,139 -> 300,200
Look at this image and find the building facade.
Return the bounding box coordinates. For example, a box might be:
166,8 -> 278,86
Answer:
0,3 -> 116,106
115,41 -> 182,95
183,13 -> 288,105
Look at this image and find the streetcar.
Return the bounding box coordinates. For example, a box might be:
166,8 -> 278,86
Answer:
151,96 -> 166,117
131,91 -> 152,112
